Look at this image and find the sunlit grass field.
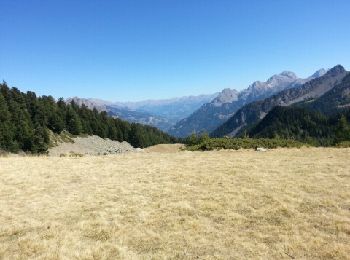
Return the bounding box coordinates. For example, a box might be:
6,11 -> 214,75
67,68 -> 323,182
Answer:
0,148 -> 349,259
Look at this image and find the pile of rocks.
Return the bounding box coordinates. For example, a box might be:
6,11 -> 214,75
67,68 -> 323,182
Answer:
49,135 -> 135,156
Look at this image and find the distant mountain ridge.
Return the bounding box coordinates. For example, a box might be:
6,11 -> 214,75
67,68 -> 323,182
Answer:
67,93 -> 217,131
211,65 -> 348,137
169,68 -> 327,137
295,72 -> 350,115
66,97 -> 112,111
106,106 -> 172,131
115,93 -> 218,123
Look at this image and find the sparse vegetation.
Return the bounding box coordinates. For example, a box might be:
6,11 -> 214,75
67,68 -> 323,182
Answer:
0,148 -> 349,258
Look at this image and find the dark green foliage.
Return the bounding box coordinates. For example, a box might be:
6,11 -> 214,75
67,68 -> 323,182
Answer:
0,82 -> 175,153
32,125 -> 49,153
186,137 -> 306,151
247,106 -> 350,146
183,132 -> 210,146
335,115 -> 350,143
65,105 -> 83,135
0,92 -> 16,151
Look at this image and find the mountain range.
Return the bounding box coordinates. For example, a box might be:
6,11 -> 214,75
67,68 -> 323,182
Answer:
67,94 -> 217,131
1,64 -> 349,153
246,72 -> 350,144
211,65 -> 349,137
67,65 -> 349,141
168,68 -> 327,137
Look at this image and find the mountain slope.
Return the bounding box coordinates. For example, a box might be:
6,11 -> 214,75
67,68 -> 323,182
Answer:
211,65 -> 348,137
169,69 -> 326,137
296,73 -> 350,115
248,106 -> 332,142
247,72 -> 350,145
247,106 -> 350,145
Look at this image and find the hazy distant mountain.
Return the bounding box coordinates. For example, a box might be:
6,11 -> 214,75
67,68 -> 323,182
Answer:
67,97 -> 173,131
114,94 -> 218,123
106,106 -> 173,131
211,65 -> 348,137
66,97 -> 112,111
67,94 -> 217,131
169,69 -> 327,137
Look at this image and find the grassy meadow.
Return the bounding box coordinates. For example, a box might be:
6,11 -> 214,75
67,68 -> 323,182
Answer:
0,147 -> 349,259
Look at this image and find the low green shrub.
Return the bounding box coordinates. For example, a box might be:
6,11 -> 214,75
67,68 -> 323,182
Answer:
335,141 -> 350,148
185,137 -> 308,151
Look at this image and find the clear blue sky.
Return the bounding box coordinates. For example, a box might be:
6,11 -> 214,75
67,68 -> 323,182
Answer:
1,0 -> 350,101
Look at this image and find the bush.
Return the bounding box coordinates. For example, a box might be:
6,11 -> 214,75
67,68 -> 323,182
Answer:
185,137 -> 308,151
335,141 -> 350,148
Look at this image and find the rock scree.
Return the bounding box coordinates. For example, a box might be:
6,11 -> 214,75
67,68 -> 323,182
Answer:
49,135 -> 135,156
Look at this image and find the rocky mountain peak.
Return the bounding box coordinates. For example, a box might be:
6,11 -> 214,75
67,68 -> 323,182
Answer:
279,71 -> 298,79
66,97 -> 109,111
310,68 -> 327,78
212,88 -> 239,105
327,65 -> 346,75
239,71 -> 301,100
266,71 -> 298,85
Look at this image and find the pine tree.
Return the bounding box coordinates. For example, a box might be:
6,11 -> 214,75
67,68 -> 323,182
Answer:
0,93 -> 15,150
32,125 -> 49,153
65,106 -> 82,135
335,115 -> 350,142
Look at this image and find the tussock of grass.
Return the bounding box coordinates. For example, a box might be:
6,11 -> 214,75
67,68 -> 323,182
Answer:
0,148 -> 349,259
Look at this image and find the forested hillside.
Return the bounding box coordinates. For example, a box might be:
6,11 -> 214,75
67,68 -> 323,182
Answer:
247,106 -> 350,146
0,82 -> 175,153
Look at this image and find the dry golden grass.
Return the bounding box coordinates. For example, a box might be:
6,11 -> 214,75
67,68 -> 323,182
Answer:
0,147 -> 349,259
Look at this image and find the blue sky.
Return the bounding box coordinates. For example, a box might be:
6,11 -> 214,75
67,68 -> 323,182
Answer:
1,0 -> 350,101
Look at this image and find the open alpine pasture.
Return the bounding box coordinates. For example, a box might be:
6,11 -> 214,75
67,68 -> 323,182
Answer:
0,147 -> 349,259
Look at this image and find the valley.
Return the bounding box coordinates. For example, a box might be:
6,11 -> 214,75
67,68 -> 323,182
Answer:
2,2 -> 350,259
